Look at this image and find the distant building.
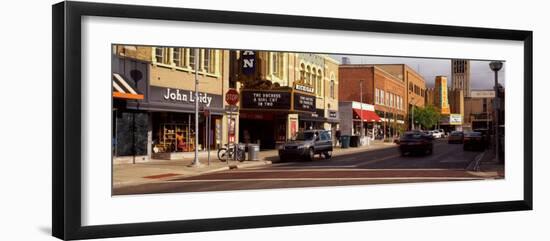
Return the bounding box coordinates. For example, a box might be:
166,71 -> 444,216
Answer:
463,89 -> 495,131
451,59 -> 471,97
434,76 -> 451,114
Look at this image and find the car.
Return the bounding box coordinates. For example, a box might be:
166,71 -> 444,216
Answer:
473,128 -> 491,148
399,131 -> 434,156
278,130 -> 333,161
431,130 -> 443,139
438,129 -> 446,137
447,131 -> 464,144
463,131 -> 485,151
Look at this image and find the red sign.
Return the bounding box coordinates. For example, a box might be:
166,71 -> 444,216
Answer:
225,89 -> 239,105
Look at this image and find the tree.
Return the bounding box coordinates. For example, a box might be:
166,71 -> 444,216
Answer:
412,105 -> 440,130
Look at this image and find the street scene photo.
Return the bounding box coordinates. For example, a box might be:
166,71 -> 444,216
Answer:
112,45 -> 505,195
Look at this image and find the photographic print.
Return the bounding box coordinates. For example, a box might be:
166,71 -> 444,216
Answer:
53,1 -> 532,239
111,45 -> 506,195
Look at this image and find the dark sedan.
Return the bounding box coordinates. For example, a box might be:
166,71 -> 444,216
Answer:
447,131 -> 464,144
399,131 -> 434,156
463,132 -> 485,151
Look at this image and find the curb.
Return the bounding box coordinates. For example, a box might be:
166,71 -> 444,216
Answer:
113,160 -> 273,189
466,151 -> 486,172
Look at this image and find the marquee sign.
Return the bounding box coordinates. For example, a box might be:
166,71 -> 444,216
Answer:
241,90 -> 291,110
294,83 -> 315,94
293,92 -> 316,112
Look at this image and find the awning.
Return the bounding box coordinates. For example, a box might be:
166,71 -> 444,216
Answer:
353,108 -> 381,122
112,73 -> 144,100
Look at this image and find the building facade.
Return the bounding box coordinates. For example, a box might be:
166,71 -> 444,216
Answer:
233,51 -> 339,149
111,45 -> 233,163
339,65 -> 410,138
451,59 -> 471,97
463,89 -> 495,131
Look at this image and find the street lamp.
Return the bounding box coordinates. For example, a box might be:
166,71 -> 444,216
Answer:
359,79 -> 364,145
489,61 -> 503,163
409,92 -> 415,130
192,48 -> 201,167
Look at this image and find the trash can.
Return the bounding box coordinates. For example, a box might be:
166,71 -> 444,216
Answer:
340,135 -> 350,148
350,135 -> 359,147
247,144 -> 260,161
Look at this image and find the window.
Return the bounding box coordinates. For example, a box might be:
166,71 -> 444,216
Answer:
390,94 -> 393,108
300,64 -> 305,82
330,79 -> 335,99
189,49 -> 197,69
155,47 -> 165,63
375,89 -> 379,104
173,48 -> 182,67
409,82 -> 413,92
316,70 -> 322,96
380,90 -> 385,106
306,66 -> 311,85
271,52 -> 284,79
204,49 -> 214,73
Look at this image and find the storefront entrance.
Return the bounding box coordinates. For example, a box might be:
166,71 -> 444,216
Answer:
239,112 -> 287,150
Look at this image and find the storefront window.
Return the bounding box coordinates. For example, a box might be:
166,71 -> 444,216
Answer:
115,111 -> 148,156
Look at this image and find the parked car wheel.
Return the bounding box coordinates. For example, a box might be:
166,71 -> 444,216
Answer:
307,148 -> 315,161
324,151 -> 332,159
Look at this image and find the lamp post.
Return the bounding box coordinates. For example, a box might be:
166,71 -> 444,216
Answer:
410,93 -> 415,130
192,48 -> 201,167
489,61 -> 503,163
360,80 -> 364,145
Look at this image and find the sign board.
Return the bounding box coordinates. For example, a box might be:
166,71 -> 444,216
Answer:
149,86 -> 223,108
293,92 -> 316,112
449,114 -> 463,125
224,105 -> 239,113
225,89 -> 239,105
470,90 -> 496,98
295,83 -> 315,94
241,50 -> 256,76
241,90 -> 291,110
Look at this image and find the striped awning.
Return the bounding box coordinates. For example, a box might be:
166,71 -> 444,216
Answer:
112,73 -> 144,100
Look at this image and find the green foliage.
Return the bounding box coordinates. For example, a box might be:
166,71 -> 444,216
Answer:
412,105 -> 440,129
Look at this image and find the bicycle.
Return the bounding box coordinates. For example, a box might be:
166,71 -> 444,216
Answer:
217,143 -> 246,162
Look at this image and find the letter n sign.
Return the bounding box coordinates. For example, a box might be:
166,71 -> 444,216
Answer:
241,50 -> 255,76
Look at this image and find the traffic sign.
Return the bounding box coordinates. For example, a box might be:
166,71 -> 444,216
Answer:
225,89 -> 240,105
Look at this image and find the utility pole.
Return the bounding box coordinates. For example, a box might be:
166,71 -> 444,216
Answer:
192,48 -> 201,167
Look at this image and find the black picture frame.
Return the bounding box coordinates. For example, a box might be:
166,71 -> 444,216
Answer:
52,1 -> 533,240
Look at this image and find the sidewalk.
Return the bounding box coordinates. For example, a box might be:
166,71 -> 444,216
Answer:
467,148 -> 504,178
113,140 -> 397,188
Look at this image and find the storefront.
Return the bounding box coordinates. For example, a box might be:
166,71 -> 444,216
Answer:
238,86 -> 317,150
112,57 -> 226,162
339,101 -> 381,139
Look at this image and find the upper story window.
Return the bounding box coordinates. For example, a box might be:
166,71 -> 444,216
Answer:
173,48 -> 183,67
380,90 -> 385,106
316,69 -> 323,96
330,78 -> 335,99
306,66 -> 312,85
300,64 -> 305,82
189,49 -> 197,69
271,52 -> 284,79
155,47 -> 166,64
203,49 -> 215,74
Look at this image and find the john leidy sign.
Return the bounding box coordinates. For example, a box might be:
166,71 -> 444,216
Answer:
149,86 -> 222,108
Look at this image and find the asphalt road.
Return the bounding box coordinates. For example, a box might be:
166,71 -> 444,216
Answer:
114,140 -> 488,195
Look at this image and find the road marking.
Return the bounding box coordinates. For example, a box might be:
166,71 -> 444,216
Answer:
167,177 -> 483,183
353,154 -> 401,167
230,168 -> 467,173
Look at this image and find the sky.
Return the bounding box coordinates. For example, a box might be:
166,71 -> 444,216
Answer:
331,54 -> 505,89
